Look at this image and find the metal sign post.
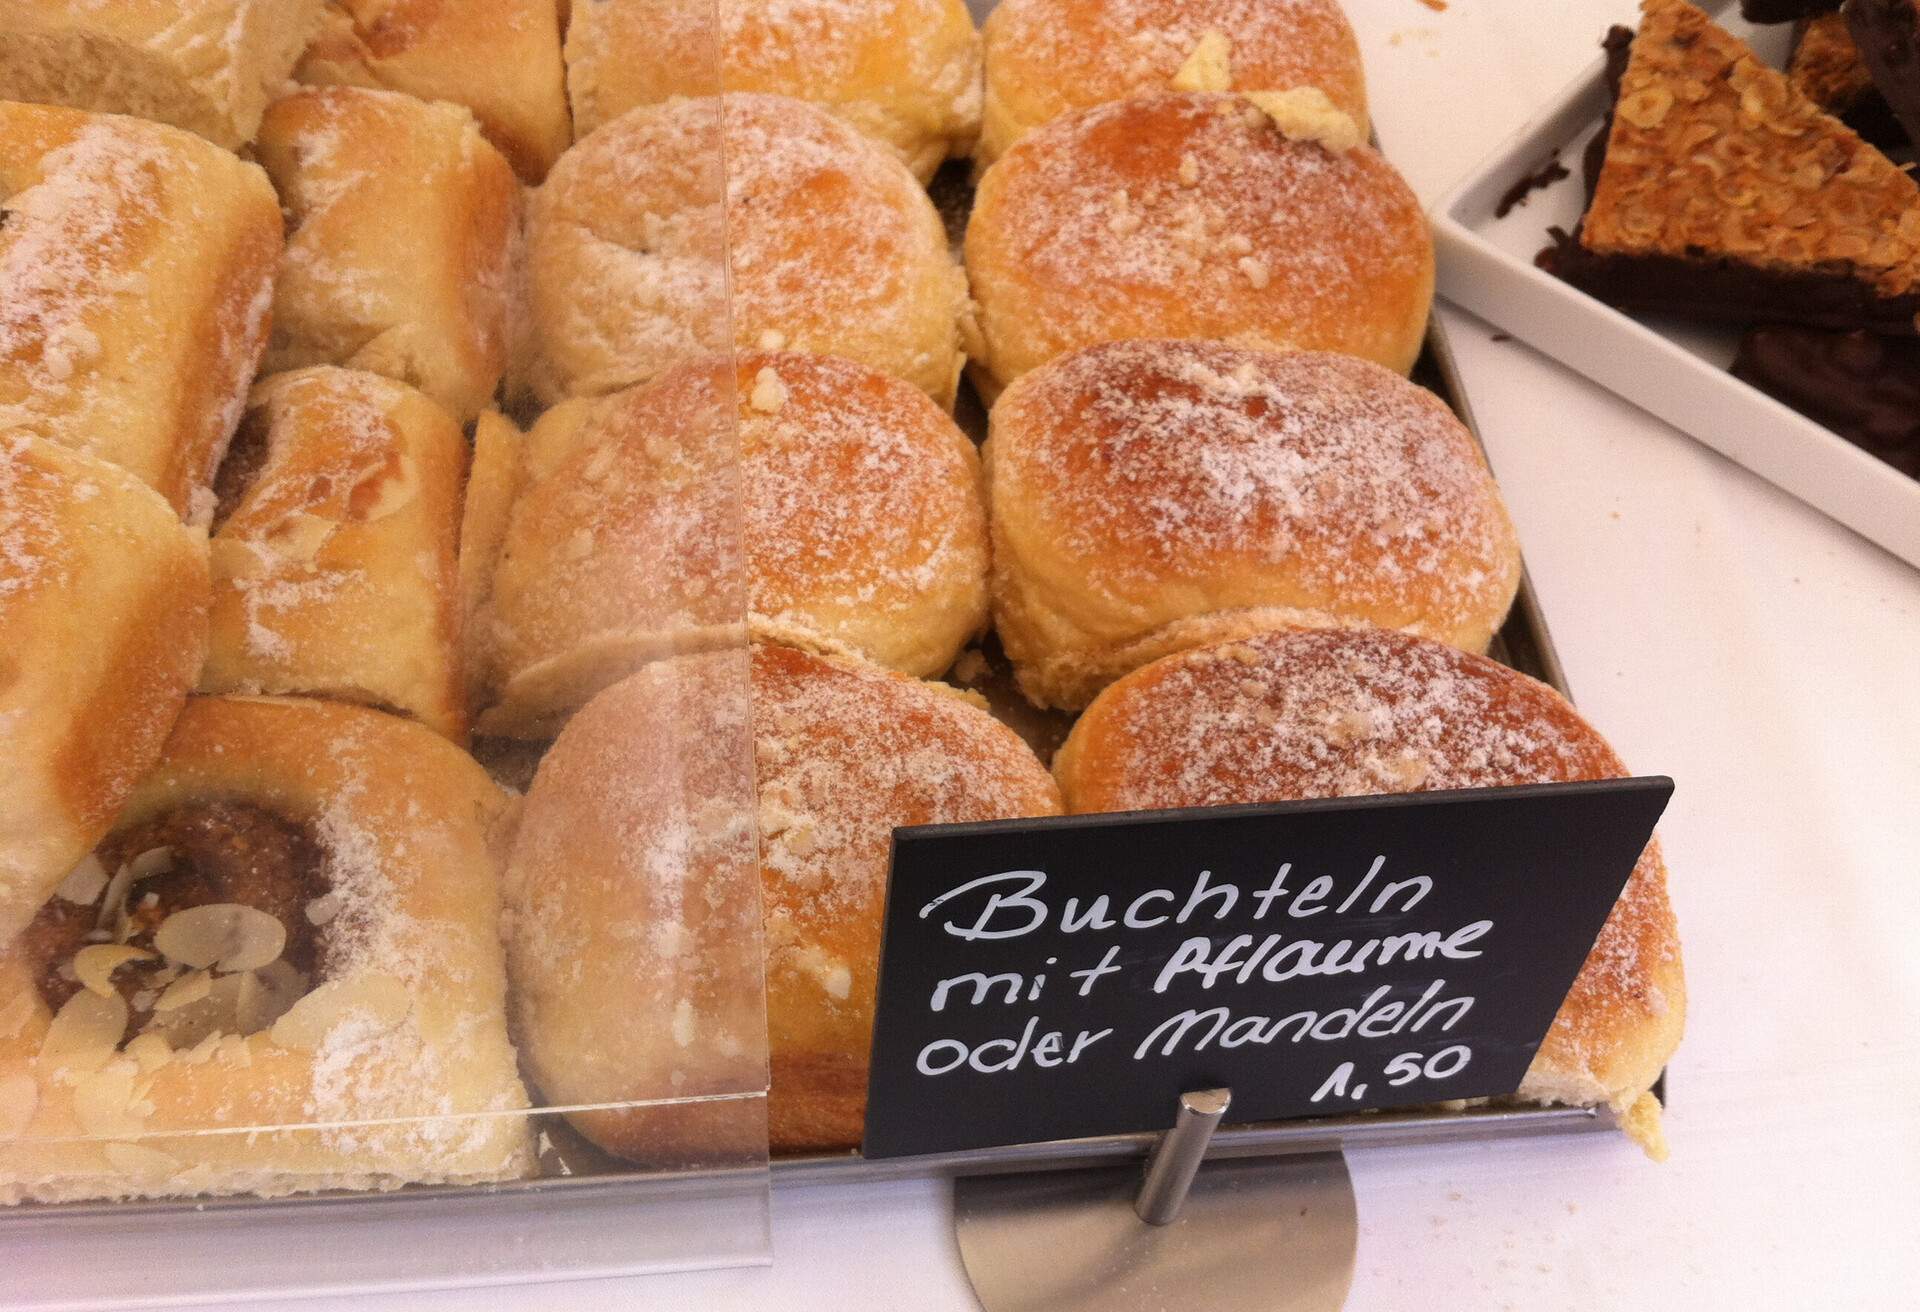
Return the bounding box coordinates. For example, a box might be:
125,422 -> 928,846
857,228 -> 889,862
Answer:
952,1090 -> 1358,1312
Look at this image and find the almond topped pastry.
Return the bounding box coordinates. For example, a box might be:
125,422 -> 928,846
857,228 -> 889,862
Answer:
1540,0 -> 1920,336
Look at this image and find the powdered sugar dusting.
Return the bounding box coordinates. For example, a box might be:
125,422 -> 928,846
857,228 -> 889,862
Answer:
736,353 -> 986,667
290,707 -> 526,1151
984,0 -> 1366,143
993,341 -> 1516,636
1071,628 -> 1614,809
0,122 -> 169,439
1064,627 -> 1678,1094
525,93 -> 964,403
753,644 -> 1060,1015
569,0 -> 981,176
0,436 -> 60,604
482,351 -> 985,706
968,92 -> 1428,380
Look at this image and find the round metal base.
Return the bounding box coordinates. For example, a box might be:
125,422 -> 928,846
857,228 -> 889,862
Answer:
953,1152 -> 1357,1312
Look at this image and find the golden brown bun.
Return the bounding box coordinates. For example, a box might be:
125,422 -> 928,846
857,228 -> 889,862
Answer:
297,0 -> 571,181
564,0 -> 982,181
1055,628 -> 1684,1155
0,103 -> 282,519
965,92 -> 1433,399
978,0 -> 1367,168
200,369 -> 468,742
752,644 -> 1062,1151
500,651 -> 768,1169
0,0 -> 325,149
521,93 -> 968,407
0,437 -> 209,948
988,341 -> 1520,709
255,87 -> 520,422
503,644 -> 1062,1160
0,696 -> 532,1202
464,372 -> 744,740
468,352 -> 989,737
457,410 -> 525,713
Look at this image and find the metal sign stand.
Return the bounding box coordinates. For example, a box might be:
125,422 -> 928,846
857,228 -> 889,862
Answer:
952,1090 -> 1359,1312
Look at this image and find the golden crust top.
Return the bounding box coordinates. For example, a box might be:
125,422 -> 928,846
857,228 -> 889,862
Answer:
750,643 -> 1062,1148
201,368 -> 469,742
0,102 -> 281,518
500,651 -> 766,1167
471,351 -> 988,735
523,92 -> 966,406
1054,627 -> 1683,1141
564,0 -> 982,180
1586,0 -> 1920,304
988,340 -> 1520,708
297,0 -> 571,182
966,91 -> 1432,392
979,0 -> 1367,165
255,86 -> 520,423
0,436 -> 208,946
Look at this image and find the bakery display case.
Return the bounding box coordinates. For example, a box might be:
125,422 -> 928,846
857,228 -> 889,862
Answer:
0,3 -> 773,1296
1,0 -> 1709,1304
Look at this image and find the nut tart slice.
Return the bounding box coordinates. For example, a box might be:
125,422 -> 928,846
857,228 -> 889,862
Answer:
1540,0 -> 1920,335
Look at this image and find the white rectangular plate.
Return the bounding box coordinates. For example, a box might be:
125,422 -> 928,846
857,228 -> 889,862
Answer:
1433,7 -> 1920,570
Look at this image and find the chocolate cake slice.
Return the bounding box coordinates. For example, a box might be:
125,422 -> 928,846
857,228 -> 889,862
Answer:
1849,0 -> 1920,146
1540,0 -> 1920,335
1733,326 -> 1920,476
1740,0 -> 1837,22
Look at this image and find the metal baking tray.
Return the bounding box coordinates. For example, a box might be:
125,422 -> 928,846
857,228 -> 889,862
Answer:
3,48 -> 1619,1302
1,307 -> 1606,1245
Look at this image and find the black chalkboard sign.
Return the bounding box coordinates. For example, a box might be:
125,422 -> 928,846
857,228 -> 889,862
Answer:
861,778 -> 1671,1159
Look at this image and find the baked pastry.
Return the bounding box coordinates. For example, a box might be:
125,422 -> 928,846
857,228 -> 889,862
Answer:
965,91 -> 1431,400
200,369 -> 468,742
502,644 -> 1063,1160
0,103 -> 281,520
1849,0 -> 1920,147
978,0 -> 1367,169
1731,325 -> 1920,475
468,352 -> 989,738
0,0 -> 325,149
520,93 -> 968,407
1793,13 -> 1878,115
0,696 -> 532,1202
1054,627 -> 1684,1158
987,341 -> 1521,710
0,437 -> 209,948
457,410 -> 526,712
1539,0 -> 1920,336
752,645 -> 1061,1150
564,0 -> 981,181
255,87 -> 520,423
296,0 -> 571,182
498,651 -> 766,1168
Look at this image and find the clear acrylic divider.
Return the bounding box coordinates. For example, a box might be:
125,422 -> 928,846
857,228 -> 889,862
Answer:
0,0 -> 771,1300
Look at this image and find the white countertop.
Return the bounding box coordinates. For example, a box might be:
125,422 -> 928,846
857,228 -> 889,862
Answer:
27,2 -> 1920,1307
